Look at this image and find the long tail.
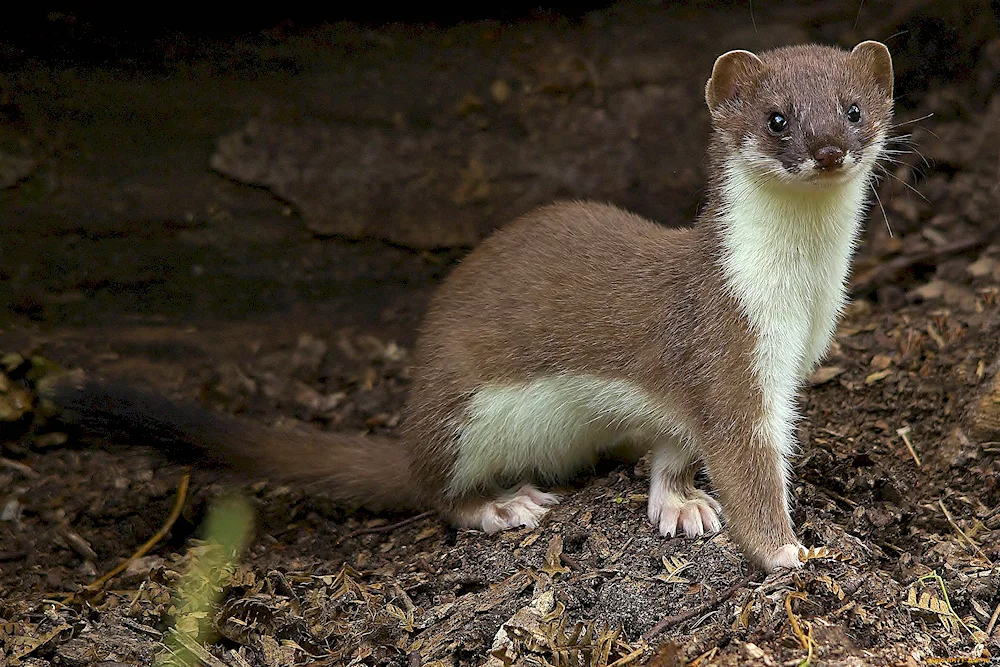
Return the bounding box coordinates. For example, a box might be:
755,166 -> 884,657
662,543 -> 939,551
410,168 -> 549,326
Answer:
46,374 -> 422,511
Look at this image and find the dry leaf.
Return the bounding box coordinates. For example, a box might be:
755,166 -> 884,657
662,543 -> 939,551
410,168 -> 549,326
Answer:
904,587 -> 960,634
815,575 -> 846,600
541,535 -> 570,577
654,556 -> 692,584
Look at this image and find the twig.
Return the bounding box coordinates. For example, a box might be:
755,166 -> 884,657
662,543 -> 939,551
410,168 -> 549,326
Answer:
120,618 -> 163,639
559,552 -> 585,571
67,470 -> 191,601
939,500 -> 993,565
896,426 -> 921,467
608,536 -> 634,564
607,647 -> 645,667
339,510 -> 434,542
987,599 -> 1000,636
642,572 -> 753,641
60,527 -> 98,561
0,456 -> 39,478
850,234 -> 991,296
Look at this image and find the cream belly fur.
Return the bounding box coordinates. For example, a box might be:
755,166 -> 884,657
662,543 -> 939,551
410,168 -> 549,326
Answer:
448,374 -> 715,536
449,375 -> 687,493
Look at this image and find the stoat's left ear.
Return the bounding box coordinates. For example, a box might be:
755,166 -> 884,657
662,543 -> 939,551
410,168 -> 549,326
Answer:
850,41 -> 893,100
705,49 -> 765,113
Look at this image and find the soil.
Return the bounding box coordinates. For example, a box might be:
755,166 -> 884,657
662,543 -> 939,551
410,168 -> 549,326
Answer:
1,3 -> 1000,666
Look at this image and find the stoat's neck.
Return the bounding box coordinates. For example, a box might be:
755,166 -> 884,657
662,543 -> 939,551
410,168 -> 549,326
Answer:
710,156 -> 871,475
713,157 -> 868,328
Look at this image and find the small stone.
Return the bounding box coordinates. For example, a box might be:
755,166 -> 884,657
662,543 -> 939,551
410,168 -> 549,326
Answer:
291,333 -> 328,372
743,642 -> 775,665
1,353 -> 24,371
455,92 -> 484,116
26,355 -> 62,381
0,390 -> 30,421
292,381 -> 323,411
490,79 -> 511,104
33,432 -> 68,448
910,280 -> 946,301
968,256 -> 996,277
1,499 -> 22,521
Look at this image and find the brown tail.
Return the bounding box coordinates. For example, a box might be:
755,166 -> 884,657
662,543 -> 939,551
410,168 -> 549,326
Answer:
46,374 -> 422,511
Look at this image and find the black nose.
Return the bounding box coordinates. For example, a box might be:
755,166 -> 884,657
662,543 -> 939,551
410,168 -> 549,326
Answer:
813,145 -> 845,170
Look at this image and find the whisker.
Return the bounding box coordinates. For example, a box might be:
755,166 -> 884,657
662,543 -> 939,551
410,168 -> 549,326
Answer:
869,181 -> 891,237
876,163 -> 929,202
885,134 -> 933,170
889,112 -> 934,129
879,153 -> 929,179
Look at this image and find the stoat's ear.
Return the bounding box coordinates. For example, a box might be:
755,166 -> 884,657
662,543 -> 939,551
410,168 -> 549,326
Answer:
705,49 -> 765,112
850,40 -> 893,100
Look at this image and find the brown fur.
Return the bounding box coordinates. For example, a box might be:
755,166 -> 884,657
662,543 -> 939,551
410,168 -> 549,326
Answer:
406,202 -> 796,563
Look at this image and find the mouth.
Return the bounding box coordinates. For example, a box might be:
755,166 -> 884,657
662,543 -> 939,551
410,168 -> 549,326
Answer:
810,167 -> 851,180
794,165 -> 858,187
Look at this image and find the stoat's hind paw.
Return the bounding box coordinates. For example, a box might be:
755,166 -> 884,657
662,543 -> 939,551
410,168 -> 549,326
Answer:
455,484 -> 561,534
648,488 -> 722,538
507,484 -> 561,508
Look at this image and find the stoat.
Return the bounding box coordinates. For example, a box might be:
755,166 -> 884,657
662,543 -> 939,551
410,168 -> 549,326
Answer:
51,41 -> 894,572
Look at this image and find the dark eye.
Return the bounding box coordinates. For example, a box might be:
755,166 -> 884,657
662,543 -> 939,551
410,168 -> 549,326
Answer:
846,103 -> 861,123
767,112 -> 788,135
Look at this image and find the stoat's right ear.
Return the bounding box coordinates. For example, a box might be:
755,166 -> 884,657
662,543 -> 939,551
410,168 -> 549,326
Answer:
850,40 -> 893,100
705,49 -> 765,113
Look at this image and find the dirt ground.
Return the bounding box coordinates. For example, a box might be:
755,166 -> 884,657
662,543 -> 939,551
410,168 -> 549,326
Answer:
2,3 -> 1000,666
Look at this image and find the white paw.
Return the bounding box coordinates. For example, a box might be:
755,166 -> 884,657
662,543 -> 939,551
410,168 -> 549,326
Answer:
510,484 -> 561,507
478,485 -> 561,533
767,543 -> 804,571
648,489 -> 722,538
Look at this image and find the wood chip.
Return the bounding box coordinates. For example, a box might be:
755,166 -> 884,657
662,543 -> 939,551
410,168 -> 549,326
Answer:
870,354 -> 893,371
809,366 -> 845,385
865,369 -> 893,384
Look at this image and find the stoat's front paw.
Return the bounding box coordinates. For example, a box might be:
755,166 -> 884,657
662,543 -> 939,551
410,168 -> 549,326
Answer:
766,543 -> 805,571
648,489 -> 723,538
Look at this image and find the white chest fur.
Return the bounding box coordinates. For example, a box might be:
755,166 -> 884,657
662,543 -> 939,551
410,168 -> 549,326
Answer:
717,158 -> 868,470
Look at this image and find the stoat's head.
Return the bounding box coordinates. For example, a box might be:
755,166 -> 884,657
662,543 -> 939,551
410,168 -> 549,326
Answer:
705,41 -> 893,189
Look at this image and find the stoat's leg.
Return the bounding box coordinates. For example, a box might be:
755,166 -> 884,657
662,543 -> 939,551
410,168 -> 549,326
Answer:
699,417 -> 803,573
449,484 -> 560,533
647,446 -> 722,538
